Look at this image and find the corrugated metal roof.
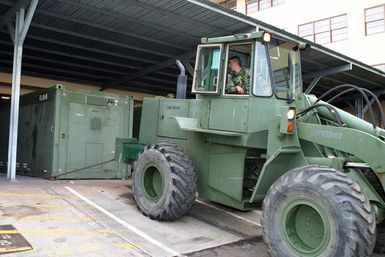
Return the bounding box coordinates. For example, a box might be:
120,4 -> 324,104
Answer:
0,0 -> 384,96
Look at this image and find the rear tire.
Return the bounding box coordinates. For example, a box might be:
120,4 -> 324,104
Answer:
132,141 -> 197,221
375,222 -> 385,253
262,165 -> 376,257
375,233 -> 385,254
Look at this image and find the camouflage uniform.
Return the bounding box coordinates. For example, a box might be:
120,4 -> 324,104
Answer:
226,68 -> 251,94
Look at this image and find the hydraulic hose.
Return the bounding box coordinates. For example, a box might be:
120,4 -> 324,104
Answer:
326,86 -> 385,128
297,103 -> 345,127
315,84 -> 377,129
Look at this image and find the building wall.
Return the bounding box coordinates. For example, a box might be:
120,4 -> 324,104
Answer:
214,0 -> 385,68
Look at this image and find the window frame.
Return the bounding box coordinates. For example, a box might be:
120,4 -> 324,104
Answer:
222,41 -> 254,97
298,14 -> 348,44
365,4 -> 385,36
246,0 -> 280,15
219,0 -> 237,11
267,40 -> 303,101
252,41 -> 274,98
192,43 -> 223,95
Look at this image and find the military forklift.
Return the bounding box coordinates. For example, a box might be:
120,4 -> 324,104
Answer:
116,31 -> 385,257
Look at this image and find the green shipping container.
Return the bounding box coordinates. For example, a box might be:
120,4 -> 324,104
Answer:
0,85 -> 133,179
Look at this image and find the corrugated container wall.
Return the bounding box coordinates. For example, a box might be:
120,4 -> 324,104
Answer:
0,85 -> 133,179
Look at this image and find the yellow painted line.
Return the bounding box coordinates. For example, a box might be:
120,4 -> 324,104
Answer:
0,204 -> 91,208
0,192 -> 78,199
115,243 -> 137,249
0,246 -> 32,253
0,228 -> 122,234
0,215 -> 96,221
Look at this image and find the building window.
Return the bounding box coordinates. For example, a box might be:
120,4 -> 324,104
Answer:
219,0 -> 237,11
246,0 -> 281,14
298,14 -> 348,44
374,64 -> 385,73
365,5 -> 385,35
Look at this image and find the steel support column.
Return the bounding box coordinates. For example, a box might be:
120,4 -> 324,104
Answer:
355,97 -> 364,119
6,0 -> 38,180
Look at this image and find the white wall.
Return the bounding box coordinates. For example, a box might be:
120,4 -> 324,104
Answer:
221,0 -> 385,66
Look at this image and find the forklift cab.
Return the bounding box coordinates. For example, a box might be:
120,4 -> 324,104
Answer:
192,32 -> 303,100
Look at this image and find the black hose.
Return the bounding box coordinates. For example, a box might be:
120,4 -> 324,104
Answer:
326,86 -> 385,128
326,88 -> 355,103
297,103 -> 345,127
315,85 -> 377,129
361,88 -> 385,128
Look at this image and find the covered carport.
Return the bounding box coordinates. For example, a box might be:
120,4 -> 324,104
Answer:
0,0 -> 384,179
0,1 -> 385,256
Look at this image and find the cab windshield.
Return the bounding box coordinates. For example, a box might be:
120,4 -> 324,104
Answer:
268,39 -> 302,100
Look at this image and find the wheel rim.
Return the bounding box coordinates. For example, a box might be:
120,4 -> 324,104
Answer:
141,164 -> 164,202
281,198 -> 331,256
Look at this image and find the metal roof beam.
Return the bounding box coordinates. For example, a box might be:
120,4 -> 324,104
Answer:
55,0 -> 199,41
0,40 -> 181,79
0,59 -> 113,81
1,54 -> 178,86
362,97 -> 378,115
125,0 -> 231,34
304,76 -> 321,94
182,59 -> 194,77
6,22 -> 15,43
0,50 -> 128,76
0,66 -> 108,88
0,30 -> 158,65
342,71 -> 385,88
31,23 -> 175,58
302,63 -> 352,80
34,9 -> 191,51
323,86 -> 385,105
186,0 -> 257,27
102,50 -> 196,90
0,0 -> 29,28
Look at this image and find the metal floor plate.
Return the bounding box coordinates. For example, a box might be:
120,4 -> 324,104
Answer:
0,225 -> 33,254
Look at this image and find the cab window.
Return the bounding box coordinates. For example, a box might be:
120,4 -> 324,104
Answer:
268,39 -> 302,99
253,41 -> 273,97
192,44 -> 222,94
224,43 -> 252,96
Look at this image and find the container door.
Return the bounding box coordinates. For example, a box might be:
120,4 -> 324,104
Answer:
66,103 -> 121,178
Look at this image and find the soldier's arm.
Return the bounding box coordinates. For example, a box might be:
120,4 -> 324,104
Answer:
226,74 -> 238,93
243,71 -> 251,94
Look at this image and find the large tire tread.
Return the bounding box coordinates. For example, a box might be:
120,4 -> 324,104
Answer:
262,165 -> 376,257
133,140 -> 197,221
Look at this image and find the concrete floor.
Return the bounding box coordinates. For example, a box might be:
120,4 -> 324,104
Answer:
0,175 -> 383,257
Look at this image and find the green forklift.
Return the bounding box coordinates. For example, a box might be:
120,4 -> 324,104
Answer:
116,31 -> 385,256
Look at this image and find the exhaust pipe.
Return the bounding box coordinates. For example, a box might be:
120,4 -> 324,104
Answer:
176,60 -> 187,99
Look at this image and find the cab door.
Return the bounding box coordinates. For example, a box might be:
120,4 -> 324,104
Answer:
192,44 -> 223,94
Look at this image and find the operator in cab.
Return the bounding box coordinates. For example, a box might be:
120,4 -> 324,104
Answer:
226,56 -> 251,95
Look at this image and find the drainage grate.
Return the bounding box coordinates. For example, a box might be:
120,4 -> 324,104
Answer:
0,225 -> 33,254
